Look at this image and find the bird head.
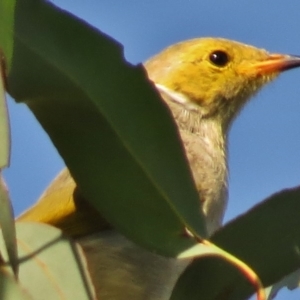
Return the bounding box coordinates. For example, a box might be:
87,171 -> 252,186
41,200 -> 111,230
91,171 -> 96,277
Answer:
145,38 -> 300,130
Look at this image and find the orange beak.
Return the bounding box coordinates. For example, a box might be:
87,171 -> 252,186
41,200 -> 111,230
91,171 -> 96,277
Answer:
240,54 -> 300,75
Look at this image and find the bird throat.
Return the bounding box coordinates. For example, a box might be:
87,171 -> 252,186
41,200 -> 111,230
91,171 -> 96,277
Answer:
158,86 -> 228,233
156,83 -> 227,153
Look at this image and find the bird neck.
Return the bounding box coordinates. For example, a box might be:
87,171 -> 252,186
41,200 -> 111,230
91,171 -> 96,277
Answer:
163,96 -> 228,234
165,97 -> 227,160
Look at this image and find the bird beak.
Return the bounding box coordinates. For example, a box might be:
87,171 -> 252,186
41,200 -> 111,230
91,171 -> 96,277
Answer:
239,54 -> 300,75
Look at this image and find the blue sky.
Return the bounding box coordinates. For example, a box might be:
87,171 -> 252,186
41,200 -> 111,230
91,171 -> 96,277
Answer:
4,1 -> 300,299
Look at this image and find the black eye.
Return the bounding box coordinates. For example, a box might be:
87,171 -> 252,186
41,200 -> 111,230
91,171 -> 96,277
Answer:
209,50 -> 229,67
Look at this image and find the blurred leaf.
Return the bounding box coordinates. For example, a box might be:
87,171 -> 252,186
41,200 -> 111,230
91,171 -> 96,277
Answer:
0,268 -> 32,300
0,222 -> 96,300
0,1 -> 15,69
265,269 -> 300,300
171,255 -> 247,300
177,242 -> 219,259
171,187 -> 300,300
0,176 -> 17,277
0,53 -> 15,276
172,243 -> 253,300
0,0 -> 206,255
0,55 -> 10,168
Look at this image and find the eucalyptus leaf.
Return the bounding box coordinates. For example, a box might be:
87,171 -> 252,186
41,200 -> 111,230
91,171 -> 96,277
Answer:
0,0 -> 206,256
265,269 -> 300,300
171,187 -> 300,300
0,222 -> 96,300
0,54 -> 10,168
0,175 -> 17,277
0,267 -> 32,300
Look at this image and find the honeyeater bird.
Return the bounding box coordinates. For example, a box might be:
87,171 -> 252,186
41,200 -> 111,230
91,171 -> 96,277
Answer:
18,38 -> 300,299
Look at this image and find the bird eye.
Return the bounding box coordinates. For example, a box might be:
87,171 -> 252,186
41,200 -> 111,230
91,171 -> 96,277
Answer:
209,50 -> 229,67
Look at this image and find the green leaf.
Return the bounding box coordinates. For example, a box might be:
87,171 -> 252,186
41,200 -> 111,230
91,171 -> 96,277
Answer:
171,255 -> 246,300
0,222 -> 96,300
0,175 -> 18,277
0,55 -> 10,168
0,0 -> 15,69
171,187 -> 300,299
0,268 -> 32,300
0,0 -> 207,255
265,269 -> 300,299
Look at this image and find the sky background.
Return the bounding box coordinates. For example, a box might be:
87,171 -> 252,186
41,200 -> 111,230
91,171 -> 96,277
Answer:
4,1 -> 300,299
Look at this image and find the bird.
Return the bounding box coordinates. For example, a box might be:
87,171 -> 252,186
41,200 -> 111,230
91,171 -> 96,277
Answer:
17,37 -> 300,300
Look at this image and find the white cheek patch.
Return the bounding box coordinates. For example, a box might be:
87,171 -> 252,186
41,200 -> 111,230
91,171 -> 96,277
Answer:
155,83 -> 199,112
